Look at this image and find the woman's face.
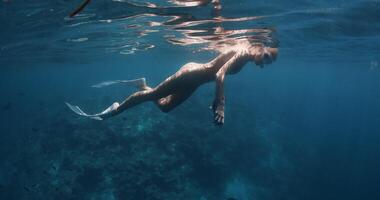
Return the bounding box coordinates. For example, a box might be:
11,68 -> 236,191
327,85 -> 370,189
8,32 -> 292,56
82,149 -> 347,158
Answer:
250,46 -> 278,67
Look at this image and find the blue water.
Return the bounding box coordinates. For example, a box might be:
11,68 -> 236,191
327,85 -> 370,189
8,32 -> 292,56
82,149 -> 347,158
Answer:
1,0 -> 380,199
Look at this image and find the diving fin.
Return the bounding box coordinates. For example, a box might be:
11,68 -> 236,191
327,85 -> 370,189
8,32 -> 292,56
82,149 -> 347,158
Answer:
91,78 -> 146,89
65,102 -> 119,120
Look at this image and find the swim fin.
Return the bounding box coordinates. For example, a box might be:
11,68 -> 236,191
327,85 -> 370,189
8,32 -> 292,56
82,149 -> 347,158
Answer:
91,78 -> 146,89
65,102 -> 119,120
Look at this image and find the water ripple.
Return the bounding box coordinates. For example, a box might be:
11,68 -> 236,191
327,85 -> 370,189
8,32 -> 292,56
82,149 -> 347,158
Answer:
1,0 -> 379,63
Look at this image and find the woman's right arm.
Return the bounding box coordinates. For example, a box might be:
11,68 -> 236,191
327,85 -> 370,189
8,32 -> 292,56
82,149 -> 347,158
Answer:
212,53 -> 240,125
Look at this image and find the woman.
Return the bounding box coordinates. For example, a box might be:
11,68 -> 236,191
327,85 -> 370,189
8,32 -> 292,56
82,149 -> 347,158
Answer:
67,41 -> 278,125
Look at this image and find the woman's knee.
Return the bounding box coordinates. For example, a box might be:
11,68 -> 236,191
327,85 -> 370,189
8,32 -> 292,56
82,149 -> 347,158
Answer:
157,97 -> 173,113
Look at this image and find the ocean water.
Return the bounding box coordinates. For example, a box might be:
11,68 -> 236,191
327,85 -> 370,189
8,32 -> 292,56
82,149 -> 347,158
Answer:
1,0 -> 380,199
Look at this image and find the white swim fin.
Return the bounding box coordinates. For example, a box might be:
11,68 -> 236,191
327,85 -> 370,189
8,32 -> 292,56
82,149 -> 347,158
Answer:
92,78 -> 146,89
65,102 -> 119,120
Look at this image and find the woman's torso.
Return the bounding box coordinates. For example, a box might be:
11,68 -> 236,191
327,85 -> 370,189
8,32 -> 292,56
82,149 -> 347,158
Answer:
177,48 -> 250,85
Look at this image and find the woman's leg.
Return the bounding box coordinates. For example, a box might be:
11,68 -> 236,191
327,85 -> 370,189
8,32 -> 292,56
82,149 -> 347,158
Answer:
114,62 -> 204,115
155,86 -> 198,113
66,62 -> 205,120
66,79 -> 158,120
115,81 -> 197,115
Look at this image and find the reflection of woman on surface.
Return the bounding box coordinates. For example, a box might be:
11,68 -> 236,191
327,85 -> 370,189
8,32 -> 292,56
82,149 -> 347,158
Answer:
67,40 -> 278,125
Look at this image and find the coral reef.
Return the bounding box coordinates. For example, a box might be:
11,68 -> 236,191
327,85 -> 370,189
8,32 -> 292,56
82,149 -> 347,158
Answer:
0,95 -> 284,200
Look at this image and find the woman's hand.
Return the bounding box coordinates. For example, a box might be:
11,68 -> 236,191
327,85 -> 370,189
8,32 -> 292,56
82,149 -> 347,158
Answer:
211,98 -> 225,125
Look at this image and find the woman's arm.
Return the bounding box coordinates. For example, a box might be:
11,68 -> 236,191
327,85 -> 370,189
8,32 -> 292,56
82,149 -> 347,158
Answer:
212,53 -> 241,125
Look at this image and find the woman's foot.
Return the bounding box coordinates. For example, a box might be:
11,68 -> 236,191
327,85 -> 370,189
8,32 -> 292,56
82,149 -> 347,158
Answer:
134,78 -> 148,90
97,102 -> 120,120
